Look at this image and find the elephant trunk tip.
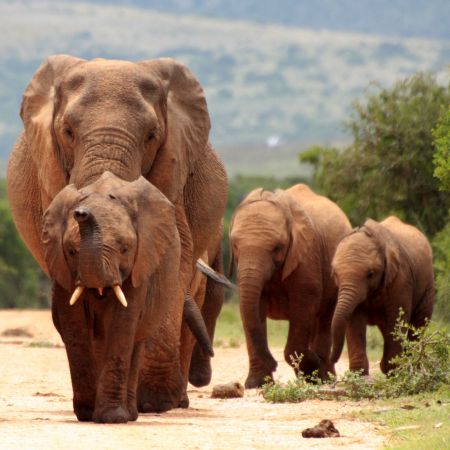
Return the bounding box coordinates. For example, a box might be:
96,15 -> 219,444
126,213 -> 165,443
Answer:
73,207 -> 91,223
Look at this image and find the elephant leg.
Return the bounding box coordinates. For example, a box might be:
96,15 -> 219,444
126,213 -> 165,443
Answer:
126,341 -> 143,422
52,284 -> 96,422
138,335 -> 184,413
380,300 -> 412,374
93,291 -> 141,423
311,309 -> 335,379
379,320 -> 404,375
138,272 -> 184,413
284,291 -> 321,379
411,286 -> 434,329
345,309 -> 369,375
189,245 -> 224,387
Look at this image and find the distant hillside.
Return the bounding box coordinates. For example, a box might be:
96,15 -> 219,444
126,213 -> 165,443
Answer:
0,0 -> 449,176
92,0 -> 450,39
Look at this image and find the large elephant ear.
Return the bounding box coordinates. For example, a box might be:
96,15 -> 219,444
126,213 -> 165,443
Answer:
113,176 -> 179,288
42,184 -> 81,291
364,219 -> 400,286
20,55 -> 84,206
138,58 -> 211,203
277,191 -> 315,281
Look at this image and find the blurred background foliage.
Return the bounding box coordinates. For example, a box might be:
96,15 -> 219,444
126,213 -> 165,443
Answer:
0,70 -> 449,325
300,72 -> 450,323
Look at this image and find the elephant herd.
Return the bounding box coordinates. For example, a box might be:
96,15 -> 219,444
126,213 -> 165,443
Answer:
7,55 -> 435,423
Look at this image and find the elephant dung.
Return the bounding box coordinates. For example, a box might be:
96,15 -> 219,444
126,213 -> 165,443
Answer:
211,382 -> 244,399
302,419 -> 340,438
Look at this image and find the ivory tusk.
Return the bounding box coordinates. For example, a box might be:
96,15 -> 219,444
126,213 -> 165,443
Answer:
69,286 -> 85,306
113,285 -> 128,308
97,287 -> 103,296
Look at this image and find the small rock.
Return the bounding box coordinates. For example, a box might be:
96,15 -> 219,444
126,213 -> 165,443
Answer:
401,404 -> 416,410
302,419 -> 340,438
211,382 -> 244,399
1,327 -> 33,338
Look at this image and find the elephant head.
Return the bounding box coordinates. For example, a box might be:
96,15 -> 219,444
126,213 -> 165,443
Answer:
330,219 -> 400,364
42,171 -> 177,306
229,188 -> 313,381
21,55 -> 210,207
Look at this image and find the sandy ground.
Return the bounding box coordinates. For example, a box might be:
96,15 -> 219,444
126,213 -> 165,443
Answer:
0,310 -> 385,450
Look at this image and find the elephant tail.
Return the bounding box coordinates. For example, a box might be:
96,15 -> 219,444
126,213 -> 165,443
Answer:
196,259 -> 238,291
183,292 -> 214,357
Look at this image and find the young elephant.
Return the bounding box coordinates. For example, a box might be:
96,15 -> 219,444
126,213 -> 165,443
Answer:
229,184 -> 352,388
42,171 -> 212,423
330,216 -> 435,375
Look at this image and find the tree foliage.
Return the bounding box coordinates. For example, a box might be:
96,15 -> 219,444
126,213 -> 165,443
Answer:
0,180 -> 48,308
301,73 -> 450,235
433,106 -> 450,191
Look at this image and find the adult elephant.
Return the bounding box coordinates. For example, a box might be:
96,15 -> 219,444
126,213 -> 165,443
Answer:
229,184 -> 351,388
330,217 -> 435,375
7,55 -> 227,407
42,172 -> 213,422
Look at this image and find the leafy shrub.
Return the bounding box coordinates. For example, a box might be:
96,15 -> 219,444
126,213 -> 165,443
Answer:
300,73 -> 450,236
433,106 -> 450,191
431,219 -> 450,322
380,316 -> 450,397
261,318 -> 450,403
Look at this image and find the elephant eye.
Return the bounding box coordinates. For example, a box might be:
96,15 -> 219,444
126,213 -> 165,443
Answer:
68,247 -> 77,257
120,244 -> 129,254
146,130 -> 156,142
63,125 -> 74,142
367,270 -> 375,279
273,244 -> 283,254
108,193 -> 117,200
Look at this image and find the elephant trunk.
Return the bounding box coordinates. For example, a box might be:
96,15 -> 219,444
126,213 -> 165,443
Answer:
71,134 -> 139,188
237,258 -> 273,366
74,206 -> 107,288
330,283 -> 365,363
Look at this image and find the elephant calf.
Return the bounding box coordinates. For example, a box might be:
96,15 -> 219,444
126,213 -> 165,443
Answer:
42,171 -> 212,423
229,184 -> 352,387
330,216 -> 435,375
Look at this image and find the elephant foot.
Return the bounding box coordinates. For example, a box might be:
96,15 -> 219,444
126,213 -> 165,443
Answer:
349,364 -> 369,376
245,371 -> 274,389
138,381 -> 183,413
188,351 -> 212,387
93,406 -> 129,424
179,390 -> 189,409
127,403 -> 139,422
73,399 -> 94,422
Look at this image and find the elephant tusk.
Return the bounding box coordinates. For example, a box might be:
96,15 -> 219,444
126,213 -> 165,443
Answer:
97,287 -> 103,296
69,286 -> 85,306
113,285 -> 128,308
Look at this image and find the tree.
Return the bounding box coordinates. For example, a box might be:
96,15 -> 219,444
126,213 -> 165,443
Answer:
433,106 -> 450,191
0,180 -> 49,308
302,73 -> 450,235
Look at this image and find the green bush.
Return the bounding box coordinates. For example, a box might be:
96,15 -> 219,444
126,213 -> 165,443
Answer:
261,317 -> 450,403
0,182 -> 49,308
433,106 -> 450,191
432,219 -> 450,322
300,73 -> 450,236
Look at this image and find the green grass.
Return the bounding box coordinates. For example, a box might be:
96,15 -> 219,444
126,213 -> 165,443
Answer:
352,386 -> 450,449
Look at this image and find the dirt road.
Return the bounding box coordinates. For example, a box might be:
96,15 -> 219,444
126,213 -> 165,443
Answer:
0,310 -> 385,449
